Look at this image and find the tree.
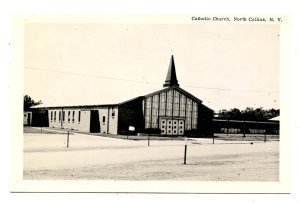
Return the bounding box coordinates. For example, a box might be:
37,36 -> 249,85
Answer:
218,109 -> 230,119
24,95 -> 42,111
228,108 -> 242,120
218,107 -> 279,121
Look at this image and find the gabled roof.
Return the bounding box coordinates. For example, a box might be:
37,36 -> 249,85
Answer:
143,85 -> 203,104
118,96 -> 144,105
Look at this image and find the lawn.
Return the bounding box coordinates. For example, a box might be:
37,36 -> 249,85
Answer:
23,130 -> 279,181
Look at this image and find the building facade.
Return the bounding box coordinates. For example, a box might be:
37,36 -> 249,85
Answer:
31,56 -> 214,136
46,105 -> 118,134
23,111 -> 32,126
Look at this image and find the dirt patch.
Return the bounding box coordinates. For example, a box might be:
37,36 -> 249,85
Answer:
23,133 -> 279,181
24,151 -> 278,181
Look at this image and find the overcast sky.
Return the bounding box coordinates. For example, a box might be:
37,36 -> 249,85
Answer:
24,23 -> 280,112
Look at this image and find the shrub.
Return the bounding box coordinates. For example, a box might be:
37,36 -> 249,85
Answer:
145,128 -> 161,135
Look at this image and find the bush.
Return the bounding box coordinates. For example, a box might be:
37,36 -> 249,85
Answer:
120,129 -> 136,135
145,128 -> 161,135
184,129 -> 199,137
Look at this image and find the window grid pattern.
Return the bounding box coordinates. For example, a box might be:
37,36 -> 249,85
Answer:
144,89 -> 199,131
192,102 -> 198,129
173,91 -> 179,117
159,92 -> 166,115
145,97 -> 152,128
166,90 -> 173,116
179,94 -> 186,117
186,99 -> 192,130
151,95 -> 159,128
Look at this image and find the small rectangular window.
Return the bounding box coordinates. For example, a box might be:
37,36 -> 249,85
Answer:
72,111 -> 75,123
112,110 -> 115,118
68,111 -> 70,122
54,111 -> 56,122
78,111 -> 81,123
50,111 -> 53,121
63,111 -> 65,122
59,111 -> 61,122
103,116 -> 105,123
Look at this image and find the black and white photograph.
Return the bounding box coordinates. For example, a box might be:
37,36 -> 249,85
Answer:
23,20 -> 281,180
9,13 -> 293,194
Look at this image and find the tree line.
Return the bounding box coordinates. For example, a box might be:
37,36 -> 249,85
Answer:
217,107 -> 279,121
23,95 -> 279,122
24,95 -> 42,111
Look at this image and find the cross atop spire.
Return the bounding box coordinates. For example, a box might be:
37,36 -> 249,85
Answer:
163,55 -> 179,88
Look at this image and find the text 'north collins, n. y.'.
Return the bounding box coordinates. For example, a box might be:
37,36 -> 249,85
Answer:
191,16 -> 283,23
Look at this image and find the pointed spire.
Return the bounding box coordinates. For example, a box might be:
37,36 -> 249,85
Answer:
163,55 -> 179,87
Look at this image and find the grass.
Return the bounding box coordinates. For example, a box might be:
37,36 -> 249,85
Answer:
24,126 -> 279,142
214,133 -> 279,141
23,126 -> 68,134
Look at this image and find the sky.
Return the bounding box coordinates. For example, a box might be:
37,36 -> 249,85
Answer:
24,23 -> 280,112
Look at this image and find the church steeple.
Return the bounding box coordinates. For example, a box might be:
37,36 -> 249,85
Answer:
163,55 -> 179,87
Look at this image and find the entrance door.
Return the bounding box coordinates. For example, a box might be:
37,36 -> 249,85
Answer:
160,118 -> 185,136
90,110 -> 100,133
172,120 -> 178,135
160,118 -> 166,135
27,113 -> 31,125
178,120 -> 184,135
166,119 -> 173,135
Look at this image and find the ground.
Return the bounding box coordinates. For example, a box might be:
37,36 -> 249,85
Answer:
23,127 -> 279,181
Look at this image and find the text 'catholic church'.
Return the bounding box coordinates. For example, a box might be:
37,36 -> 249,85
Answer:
31,56 -> 214,137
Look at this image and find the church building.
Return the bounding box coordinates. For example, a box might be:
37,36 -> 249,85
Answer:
31,56 -> 214,136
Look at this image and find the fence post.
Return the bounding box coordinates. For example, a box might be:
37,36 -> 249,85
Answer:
183,137 -> 187,164
67,131 -> 70,148
148,135 -> 150,146
41,127 -> 42,133
212,133 -> 215,144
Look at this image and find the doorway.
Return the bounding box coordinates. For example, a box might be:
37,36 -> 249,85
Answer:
160,118 -> 184,135
27,113 -> 31,125
90,110 -> 100,133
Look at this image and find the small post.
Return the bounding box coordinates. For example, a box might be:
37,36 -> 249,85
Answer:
212,133 -> 215,144
148,134 -> 150,146
67,131 -> 70,148
183,137 -> 187,165
41,127 -> 42,133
